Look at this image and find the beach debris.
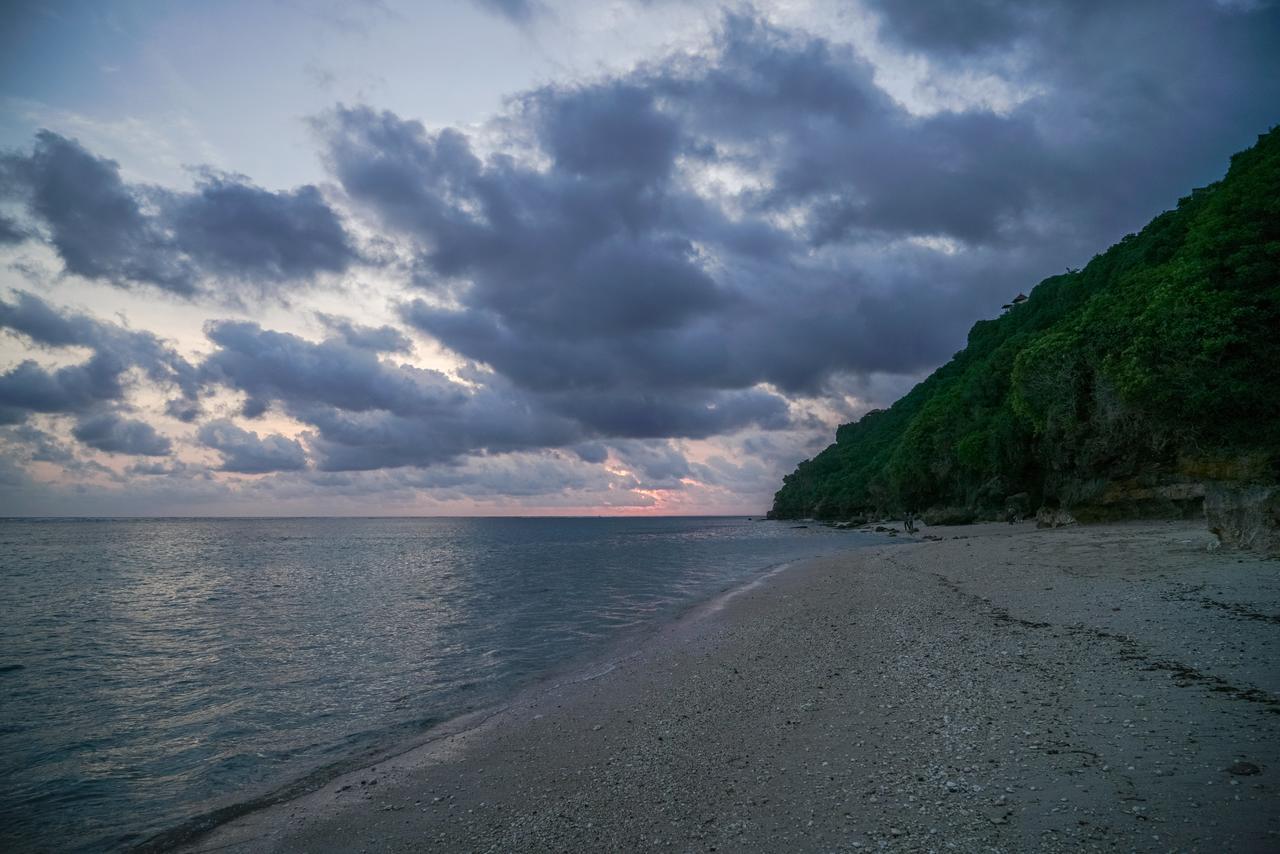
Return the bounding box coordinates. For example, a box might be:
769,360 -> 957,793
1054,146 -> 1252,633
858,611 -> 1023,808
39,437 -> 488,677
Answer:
1225,760 -> 1261,776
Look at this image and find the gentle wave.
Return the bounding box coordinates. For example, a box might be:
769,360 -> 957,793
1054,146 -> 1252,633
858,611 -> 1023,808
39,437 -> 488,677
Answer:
0,516 -> 882,852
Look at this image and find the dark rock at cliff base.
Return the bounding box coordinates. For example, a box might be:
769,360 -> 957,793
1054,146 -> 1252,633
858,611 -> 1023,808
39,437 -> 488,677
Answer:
922,507 -> 977,526
1036,507 -> 1078,529
1064,477 -> 1206,523
1206,483 -> 1280,557
1005,493 -> 1031,515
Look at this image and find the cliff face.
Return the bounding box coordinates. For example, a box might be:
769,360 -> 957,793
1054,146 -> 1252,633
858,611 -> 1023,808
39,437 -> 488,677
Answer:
770,128 -> 1280,552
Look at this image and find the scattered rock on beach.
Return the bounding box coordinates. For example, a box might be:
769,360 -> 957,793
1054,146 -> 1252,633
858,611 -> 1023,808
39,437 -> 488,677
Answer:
1226,761 -> 1261,776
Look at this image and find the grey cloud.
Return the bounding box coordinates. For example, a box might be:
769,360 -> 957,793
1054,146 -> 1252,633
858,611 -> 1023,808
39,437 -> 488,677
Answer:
316,312 -> 412,352
0,131 -> 186,291
392,452 -> 620,499
0,131 -> 358,299
195,317 -> 788,471
0,291 -> 198,424
0,213 -> 27,244
0,359 -> 123,417
297,404 -> 578,471
0,455 -> 30,486
0,423 -> 124,482
689,452 -> 772,493
545,387 -> 789,440
0,287 -> 106,346
650,15 -> 1052,247
333,5 -> 1278,418
322,105 -> 728,338
165,398 -> 202,423
72,412 -> 172,456
610,440 -> 691,487
864,0 -> 1035,54
126,459 -> 191,477
472,0 -> 543,24
325,18 -> 1048,419
197,320 -> 584,470
865,1 -> 1280,240
168,172 -> 357,294
10,2 -> 1280,505
201,320 -> 470,416
197,419 -> 309,473
571,442 -> 608,464
0,292 -> 195,461
5,424 -> 75,464
530,81 -> 682,183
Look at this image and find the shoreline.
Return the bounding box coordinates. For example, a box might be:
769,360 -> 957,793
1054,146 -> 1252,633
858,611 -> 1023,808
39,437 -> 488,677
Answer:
180,520 -> 1279,852
140,540 -> 886,853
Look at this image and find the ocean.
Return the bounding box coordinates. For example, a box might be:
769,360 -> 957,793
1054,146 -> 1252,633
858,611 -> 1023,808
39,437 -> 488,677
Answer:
0,516 -> 878,852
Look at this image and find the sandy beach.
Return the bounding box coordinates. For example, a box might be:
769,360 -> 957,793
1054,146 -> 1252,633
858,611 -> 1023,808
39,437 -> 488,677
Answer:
175,521 -> 1280,853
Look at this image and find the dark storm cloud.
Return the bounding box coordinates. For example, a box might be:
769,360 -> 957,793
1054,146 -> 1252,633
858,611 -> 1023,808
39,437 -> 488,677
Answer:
194,317 -> 790,470
316,313 -> 412,353
642,15 -> 1057,247
863,0 -> 1034,54
545,387 -> 789,440
325,5 -> 1279,421
323,18 -> 1048,412
532,81 -> 682,183
197,419 -> 308,473
0,131 -> 359,299
0,214 -> 27,245
0,291 -> 198,432
320,102 -> 727,337
0,359 -> 119,421
571,442 -> 609,464
0,131 -> 184,290
610,440 -> 691,486
72,412 -> 172,456
168,173 -> 357,291
8,2 -> 1278,502
197,320 -> 584,470
866,0 -> 1280,240
200,320 -> 471,416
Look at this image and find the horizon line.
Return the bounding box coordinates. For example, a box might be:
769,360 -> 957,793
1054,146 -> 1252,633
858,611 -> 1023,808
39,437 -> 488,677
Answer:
0,513 -> 770,521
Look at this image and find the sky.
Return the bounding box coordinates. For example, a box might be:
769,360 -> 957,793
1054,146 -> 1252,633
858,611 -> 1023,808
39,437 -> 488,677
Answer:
0,0 -> 1277,516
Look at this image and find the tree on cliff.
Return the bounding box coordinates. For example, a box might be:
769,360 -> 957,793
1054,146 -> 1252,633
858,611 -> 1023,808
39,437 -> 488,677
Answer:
770,127 -> 1280,522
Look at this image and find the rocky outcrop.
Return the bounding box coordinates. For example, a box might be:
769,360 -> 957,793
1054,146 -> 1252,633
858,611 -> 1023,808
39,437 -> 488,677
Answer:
1036,507 -> 1077,528
1005,492 -> 1031,516
923,506 -> 977,526
1067,478 -> 1206,523
1205,483 -> 1280,556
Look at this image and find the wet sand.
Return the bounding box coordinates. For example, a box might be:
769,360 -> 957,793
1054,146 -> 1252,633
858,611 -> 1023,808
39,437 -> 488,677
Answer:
179,520 -> 1280,853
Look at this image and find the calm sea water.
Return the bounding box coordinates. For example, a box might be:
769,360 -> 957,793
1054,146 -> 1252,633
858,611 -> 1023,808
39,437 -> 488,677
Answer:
0,516 -> 875,852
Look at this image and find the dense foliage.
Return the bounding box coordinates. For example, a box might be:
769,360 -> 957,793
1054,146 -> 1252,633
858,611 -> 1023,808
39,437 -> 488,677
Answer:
770,128 -> 1280,520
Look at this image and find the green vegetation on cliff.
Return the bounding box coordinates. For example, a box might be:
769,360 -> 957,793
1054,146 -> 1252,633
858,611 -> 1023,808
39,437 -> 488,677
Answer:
770,128 -> 1280,521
